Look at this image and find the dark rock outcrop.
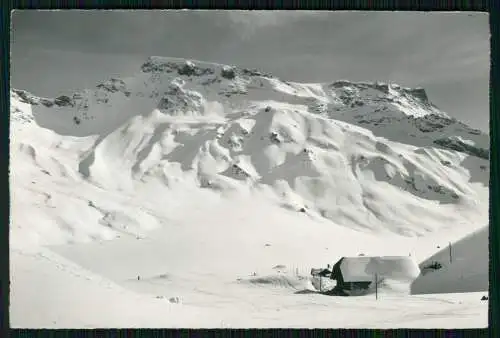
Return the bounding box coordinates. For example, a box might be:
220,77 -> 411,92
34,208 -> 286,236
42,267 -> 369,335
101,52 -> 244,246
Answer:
433,137 -> 489,160
221,66 -> 236,80
403,87 -> 429,103
54,95 -> 75,107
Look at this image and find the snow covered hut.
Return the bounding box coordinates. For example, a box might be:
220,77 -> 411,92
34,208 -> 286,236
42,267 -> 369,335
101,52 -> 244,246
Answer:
330,256 -> 421,294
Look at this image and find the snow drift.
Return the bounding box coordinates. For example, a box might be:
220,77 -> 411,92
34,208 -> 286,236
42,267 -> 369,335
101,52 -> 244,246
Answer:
411,226 -> 488,295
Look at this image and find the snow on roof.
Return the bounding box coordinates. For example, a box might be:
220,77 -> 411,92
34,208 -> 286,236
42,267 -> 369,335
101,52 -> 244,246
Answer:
339,256 -> 420,283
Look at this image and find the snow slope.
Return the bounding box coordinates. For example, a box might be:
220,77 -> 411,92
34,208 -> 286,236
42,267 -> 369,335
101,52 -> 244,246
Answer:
9,56 -> 489,328
411,226 -> 488,295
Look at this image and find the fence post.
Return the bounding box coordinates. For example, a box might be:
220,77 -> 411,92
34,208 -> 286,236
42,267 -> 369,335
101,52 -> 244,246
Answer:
449,242 -> 452,264
375,273 -> 378,300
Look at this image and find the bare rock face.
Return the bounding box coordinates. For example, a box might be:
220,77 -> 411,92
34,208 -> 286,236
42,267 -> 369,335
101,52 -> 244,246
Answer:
142,57 -> 214,77
413,114 -> 455,133
12,89 -> 37,104
177,60 -> 197,76
433,137 -> 489,160
96,78 -> 128,93
402,87 -> 429,103
330,80 -> 353,88
11,89 -> 54,107
54,95 -> 75,107
241,68 -> 272,78
221,65 -> 236,80
374,82 -> 390,94
156,85 -> 204,113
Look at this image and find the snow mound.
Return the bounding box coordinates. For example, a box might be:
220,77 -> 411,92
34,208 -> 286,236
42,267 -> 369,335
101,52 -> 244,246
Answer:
376,278 -> 415,294
410,226 -> 488,295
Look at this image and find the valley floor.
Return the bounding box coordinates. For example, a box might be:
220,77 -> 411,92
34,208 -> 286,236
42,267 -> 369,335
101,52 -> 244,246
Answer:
10,246 -> 487,328
10,194 -> 488,328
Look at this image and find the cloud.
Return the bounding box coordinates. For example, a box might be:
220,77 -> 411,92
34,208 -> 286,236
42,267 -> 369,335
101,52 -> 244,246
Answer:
224,10 -> 326,39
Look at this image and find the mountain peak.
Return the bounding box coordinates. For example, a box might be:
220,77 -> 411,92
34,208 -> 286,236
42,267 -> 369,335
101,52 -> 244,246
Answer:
140,56 -> 273,79
328,80 -> 431,105
10,55 -> 487,158
141,56 -> 214,76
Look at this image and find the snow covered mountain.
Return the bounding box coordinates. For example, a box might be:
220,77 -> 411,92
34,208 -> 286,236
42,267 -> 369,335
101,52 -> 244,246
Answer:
10,56 -> 489,242
9,56 -> 489,328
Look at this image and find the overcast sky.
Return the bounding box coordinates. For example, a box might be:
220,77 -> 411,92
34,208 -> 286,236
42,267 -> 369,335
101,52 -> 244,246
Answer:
11,10 -> 490,131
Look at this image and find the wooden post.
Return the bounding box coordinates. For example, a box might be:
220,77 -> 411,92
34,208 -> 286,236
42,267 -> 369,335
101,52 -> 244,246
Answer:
449,242 -> 452,264
375,273 -> 378,300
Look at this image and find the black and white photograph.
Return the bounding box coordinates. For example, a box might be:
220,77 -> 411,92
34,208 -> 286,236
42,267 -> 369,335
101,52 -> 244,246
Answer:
9,10 -> 489,328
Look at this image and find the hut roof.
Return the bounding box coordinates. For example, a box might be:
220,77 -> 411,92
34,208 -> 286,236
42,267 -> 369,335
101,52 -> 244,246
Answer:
336,256 -> 420,282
